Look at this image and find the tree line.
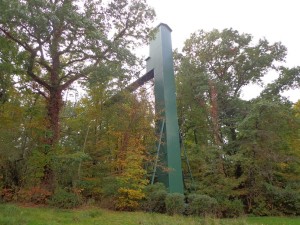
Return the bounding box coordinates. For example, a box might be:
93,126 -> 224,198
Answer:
0,0 -> 299,216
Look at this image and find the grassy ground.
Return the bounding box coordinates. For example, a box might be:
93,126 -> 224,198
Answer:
246,217 -> 300,225
0,203 -> 299,225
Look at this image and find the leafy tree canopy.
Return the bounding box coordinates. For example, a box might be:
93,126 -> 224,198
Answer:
0,0 -> 155,145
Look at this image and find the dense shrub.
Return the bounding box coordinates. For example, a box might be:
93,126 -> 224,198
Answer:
220,199 -> 244,218
250,196 -> 272,216
142,183 -> 167,213
265,184 -> 300,216
0,188 -> 14,202
17,186 -> 51,204
97,196 -> 117,210
77,179 -> 103,202
165,193 -> 185,215
186,194 -> 218,217
48,188 -> 83,209
101,177 -> 121,197
116,188 -> 145,211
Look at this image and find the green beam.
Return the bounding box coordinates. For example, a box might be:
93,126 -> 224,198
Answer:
146,23 -> 184,194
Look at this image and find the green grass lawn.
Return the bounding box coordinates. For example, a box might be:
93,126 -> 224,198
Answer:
0,203 -> 299,225
246,217 -> 300,225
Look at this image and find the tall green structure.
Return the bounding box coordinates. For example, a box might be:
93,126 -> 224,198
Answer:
146,23 -> 184,194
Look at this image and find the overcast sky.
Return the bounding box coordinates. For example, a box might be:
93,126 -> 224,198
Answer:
145,0 -> 300,101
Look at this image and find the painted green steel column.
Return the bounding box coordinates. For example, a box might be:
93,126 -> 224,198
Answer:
146,23 -> 184,194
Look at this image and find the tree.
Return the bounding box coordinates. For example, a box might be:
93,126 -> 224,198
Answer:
262,66 -> 300,98
0,0 -> 155,188
0,86 -> 47,189
237,98 -> 300,215
179,28 -> 286,146
58,83 -> 156,208
176,29 -> 291,212
177,28 -> 286,175
0,0 -> 154,146
0,33 -> 46,190
0,35 -> 20,105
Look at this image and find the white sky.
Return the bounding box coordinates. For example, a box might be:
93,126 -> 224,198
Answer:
145,0 -> 300,102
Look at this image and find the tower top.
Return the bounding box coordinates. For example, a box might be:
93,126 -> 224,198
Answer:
157,23 -> 172,32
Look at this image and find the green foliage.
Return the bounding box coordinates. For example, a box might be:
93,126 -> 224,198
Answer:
25,148 -> 49,185
142,183 -> 168,213
53,150 -> 90,188
220,199 -> 244,218
264,184 -> 300,216
0,0 -> 155,190
165,193 -> 185,215
237,99 -> 300,215
263,67 -> 300,96
74,90 -> 155,209
0,0 -> 300,218
186,194 -> 218,217
116,188 -> 145,211
77,179 -> 103,202
48,188 -> 83,209
176,28 -> 300,217
0,86 -> 48,189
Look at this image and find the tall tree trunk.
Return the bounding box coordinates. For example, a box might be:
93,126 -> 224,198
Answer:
41,88 -> 63,191
208,81 -> 227,176
208,80 -> 222,146
47,88 -> 63,146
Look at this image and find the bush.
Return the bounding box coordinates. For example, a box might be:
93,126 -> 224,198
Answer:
251,195 -> 274,216
116,188 -> 145,211
48,188 -> 83,209
220,199 -> 244,218
265,184 -> 300,216
142,183 -> 167,213
186,194 -> 218,217
98,197 -> 117,210
77,179 -> 103,202
0,188 -> 14,202
165,193 -> 185,215
101,177 -> 121,197
17,186 -> 51,204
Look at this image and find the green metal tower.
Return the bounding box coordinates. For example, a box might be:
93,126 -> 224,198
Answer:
146,23 -> 184,194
